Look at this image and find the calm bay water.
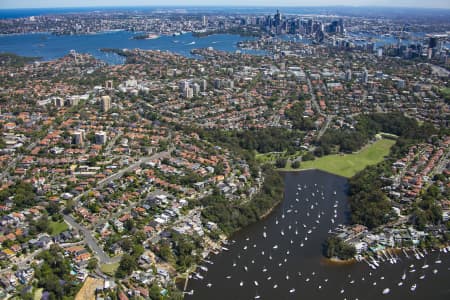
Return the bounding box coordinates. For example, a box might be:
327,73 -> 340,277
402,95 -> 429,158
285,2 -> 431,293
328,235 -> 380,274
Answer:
186,170 -> 450,300
0,31 -> 265,64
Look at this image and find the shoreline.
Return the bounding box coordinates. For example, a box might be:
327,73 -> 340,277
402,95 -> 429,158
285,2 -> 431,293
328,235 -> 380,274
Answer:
258,198 -> 282,219
278,167 -> 350,180
323,256 -> 356,265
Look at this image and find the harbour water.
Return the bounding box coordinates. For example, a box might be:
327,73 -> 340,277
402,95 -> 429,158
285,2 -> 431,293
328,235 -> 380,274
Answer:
185,170 -> 449,300
0,31 -> 265,64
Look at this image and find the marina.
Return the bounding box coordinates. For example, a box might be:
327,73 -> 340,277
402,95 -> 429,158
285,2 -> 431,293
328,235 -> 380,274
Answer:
185,170 -> 449,300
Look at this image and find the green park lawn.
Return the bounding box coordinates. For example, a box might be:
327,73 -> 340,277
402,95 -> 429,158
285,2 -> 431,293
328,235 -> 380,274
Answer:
49,220 -> 69,236
100,261 -> 120,276
284,139 -> 395,178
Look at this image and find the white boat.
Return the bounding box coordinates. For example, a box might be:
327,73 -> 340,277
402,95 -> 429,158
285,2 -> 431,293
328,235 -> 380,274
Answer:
305,278 -> 310,282
398,282 -> 403,286
226,275 -> 231,279
273,284 -> 278,288
273,245 -> 278,249
435,259 -> 442,264
254,281 -> 259,286
281,230 -> 285,236
199,266 -> 208,272
382,288 -> 390,295
410,284 -> 417,291
433,269 -> 438,274
419,275 -> 425,280
239,281 -> 243,286
289,288 -> 296,293
340,289 -> 344,294
244,266 -> 248,271
422,264 -> 429,269
402,272 -> 406,280
263,232 -> 267,238
206,283 -> 212,287
333,191 -> 337,195
373,282 -> 377,286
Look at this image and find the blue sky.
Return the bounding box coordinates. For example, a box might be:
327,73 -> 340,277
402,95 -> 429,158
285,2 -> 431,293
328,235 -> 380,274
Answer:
1,0 -> 449,9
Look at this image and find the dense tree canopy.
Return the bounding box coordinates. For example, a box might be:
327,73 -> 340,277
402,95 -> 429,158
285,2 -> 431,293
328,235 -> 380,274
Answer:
323,236 -> 356,260
0,182 -> 37,210
34,245 -> 80,299
201,166 -> 284,235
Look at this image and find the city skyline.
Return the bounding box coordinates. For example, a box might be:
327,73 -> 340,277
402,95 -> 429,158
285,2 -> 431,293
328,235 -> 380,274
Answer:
1,0 -> 450,9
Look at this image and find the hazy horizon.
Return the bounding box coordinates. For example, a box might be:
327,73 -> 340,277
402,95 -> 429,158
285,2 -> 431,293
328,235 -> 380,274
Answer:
1,1 -> 449,10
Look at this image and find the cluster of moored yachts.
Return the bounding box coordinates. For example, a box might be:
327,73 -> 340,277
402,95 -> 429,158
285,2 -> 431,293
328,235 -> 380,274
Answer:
186,182 -> 448,299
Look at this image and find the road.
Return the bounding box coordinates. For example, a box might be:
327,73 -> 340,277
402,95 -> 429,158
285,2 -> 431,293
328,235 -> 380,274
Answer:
64,214 -> 121,264
317,114 -> 334,140
0,141 -> 37,181
74,147 -> 173,201
306,77 -> 322,116
65,148 -> 173,264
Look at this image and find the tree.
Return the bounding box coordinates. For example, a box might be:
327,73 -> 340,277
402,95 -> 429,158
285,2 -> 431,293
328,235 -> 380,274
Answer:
323,236 -> 356,260
46,201 -> 60,215
87,258 -> 98,271
36,215 -> 50,233
63,199 -> 75,214
291,160 -> 300,169
275,158 -> 287,168
115,254 -> 137,278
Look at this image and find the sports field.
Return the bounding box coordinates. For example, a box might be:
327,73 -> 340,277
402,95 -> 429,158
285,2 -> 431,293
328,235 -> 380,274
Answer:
286,139 -> 395,178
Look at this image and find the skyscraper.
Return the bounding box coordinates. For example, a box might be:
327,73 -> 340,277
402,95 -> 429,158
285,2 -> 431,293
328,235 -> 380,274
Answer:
101,95 -> 111,112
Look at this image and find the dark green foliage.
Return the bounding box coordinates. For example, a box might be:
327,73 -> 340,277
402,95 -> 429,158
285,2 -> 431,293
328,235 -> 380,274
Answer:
302,152 -> 315,161
348,163 -> 394,229
319,113 -> 436,154
201,167 -> 284,235
344,113 -> 437,229
115,254 -> 137,278
0,182 -> 37,210
291,161 -> 301,169
275,158 -> 287,168
323,236 -> 356,260
0,53 -> 40,67
285,102 -> 316,130
410,183 -> 444,230
34,245 -> 80,299
171,233 -> 202,272
198,127 -> 303,154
